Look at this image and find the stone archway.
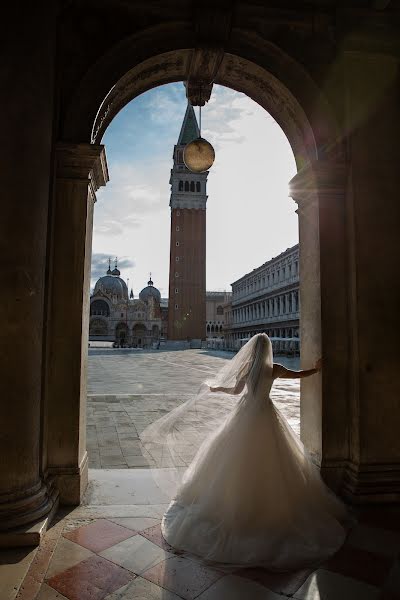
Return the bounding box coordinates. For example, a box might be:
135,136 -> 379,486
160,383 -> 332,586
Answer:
115,322 -> 129,346
89,317 -> 108,338
132,323 -> 148,348
49,44 -> 349,510
58,28 -> 352,480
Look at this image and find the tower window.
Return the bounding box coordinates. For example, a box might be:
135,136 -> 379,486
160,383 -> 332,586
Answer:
178,180 -> 183,191
190,181 -> 195,192
176,241 -> 179,246
184,181 -> 189,191
175,272 -> 179,277
175,304 -> 179,309
196,181 -> 200,192
176,256 -> 179,261
177,211 -> 180,216
176,226 -> 180,231
175,288 -> 179,293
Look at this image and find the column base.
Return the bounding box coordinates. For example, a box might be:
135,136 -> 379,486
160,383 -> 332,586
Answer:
0,489 -> 59,548
0,477 -> 59,548
0,476 -> 59,534
48,451 -> 89,505
342,461 -> 400,504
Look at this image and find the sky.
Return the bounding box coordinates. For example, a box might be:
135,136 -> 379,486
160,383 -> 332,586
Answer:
91,83 -> 298,298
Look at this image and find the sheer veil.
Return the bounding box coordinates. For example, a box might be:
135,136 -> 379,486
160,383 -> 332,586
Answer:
140,334 -> 273,496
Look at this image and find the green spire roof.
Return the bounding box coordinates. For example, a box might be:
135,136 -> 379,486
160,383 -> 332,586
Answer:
177,103 -> 200,145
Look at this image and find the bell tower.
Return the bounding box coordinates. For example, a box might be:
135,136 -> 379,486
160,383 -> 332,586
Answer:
168,104 -> 208,343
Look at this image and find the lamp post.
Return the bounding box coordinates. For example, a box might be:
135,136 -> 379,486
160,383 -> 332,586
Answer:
126,277 -> 129,347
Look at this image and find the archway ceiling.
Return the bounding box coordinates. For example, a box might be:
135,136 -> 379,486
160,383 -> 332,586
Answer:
90,49 -> 319,169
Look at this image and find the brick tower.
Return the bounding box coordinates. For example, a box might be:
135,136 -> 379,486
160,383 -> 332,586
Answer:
168,104 -> 208,343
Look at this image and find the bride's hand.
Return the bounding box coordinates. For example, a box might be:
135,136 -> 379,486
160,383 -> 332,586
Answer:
314,358 -> 322,372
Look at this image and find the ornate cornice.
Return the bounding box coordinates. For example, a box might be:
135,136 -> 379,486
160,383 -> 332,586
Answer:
56,143 -> 109,193
289,160 -> 347,207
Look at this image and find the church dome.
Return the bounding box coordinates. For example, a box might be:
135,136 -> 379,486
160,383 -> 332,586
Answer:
139,277 -> 161,303
94,269 -> 128,300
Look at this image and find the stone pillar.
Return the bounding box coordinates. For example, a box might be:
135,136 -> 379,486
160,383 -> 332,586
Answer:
290,161 -> 349,490
44,143 -> 108,504
339,52 -> 400,502
0,6 -> 58,545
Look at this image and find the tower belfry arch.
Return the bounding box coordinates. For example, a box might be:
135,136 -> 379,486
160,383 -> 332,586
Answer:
168,104 -> 207,343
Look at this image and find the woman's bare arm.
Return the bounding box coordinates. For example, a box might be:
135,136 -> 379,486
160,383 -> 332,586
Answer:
210,378 -> 246,395
273,359 -> 322,380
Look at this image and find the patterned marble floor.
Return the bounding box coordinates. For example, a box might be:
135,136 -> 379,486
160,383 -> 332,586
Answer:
12,469 -> 400,600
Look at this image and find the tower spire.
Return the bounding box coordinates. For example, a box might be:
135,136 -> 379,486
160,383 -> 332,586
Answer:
177,103 -> 200,145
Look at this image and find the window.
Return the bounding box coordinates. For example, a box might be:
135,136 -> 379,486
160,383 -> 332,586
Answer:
175,256 -> 179,261
216,305 -> 223,315
176,241 -> 179,246
175,288 -> 179,293
121,313 -> 123,318
190,181 -> 195,192
175,272 -> 179,277
184,181 -> 189,191
178,180 -> 183,191
175,304 -> 179,309
196,181 -> 200,192
177,210 -> 180,216
176,225 -> 180,231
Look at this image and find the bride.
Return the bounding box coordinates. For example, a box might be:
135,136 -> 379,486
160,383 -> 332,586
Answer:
141,333 -> 352,570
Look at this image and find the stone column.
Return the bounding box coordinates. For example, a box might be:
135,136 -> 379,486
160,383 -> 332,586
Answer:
44,143 -> 108,504
290,161 -> 349,490
339,52 -> 400,502
0,6 -> 58,545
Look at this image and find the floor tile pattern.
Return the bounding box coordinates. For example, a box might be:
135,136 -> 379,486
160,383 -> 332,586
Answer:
33,510 -> 400,600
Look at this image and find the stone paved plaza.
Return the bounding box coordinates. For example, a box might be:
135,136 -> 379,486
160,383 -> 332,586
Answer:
87,348 -> 300,469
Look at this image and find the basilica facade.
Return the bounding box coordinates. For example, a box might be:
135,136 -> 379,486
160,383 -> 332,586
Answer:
89,263 -> 162,348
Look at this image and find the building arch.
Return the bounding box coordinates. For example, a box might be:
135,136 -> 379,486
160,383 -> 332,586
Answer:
90,298 -> 110,317
132,322 -> 147,348
61,24 -> 341,169
89,318 -> 108,337
115,322 -> 128,342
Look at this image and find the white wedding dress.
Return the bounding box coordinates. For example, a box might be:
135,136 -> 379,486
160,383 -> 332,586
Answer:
141,334 -> 352,570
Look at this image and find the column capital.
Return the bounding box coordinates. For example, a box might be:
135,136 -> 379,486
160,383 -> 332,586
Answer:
289,160 -> 347,207
56,142 -> 109,192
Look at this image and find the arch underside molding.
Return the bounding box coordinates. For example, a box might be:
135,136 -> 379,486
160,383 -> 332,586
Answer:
63,26 -> 342,170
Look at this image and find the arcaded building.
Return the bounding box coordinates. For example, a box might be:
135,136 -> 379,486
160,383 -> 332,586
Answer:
224,245 -> 300,354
